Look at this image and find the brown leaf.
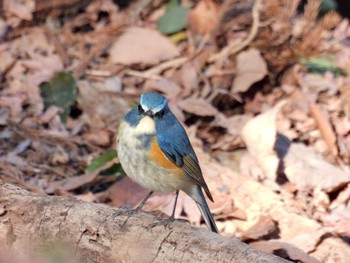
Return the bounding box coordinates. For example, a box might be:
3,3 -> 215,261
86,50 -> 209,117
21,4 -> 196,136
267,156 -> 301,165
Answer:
244,91 -> 265,114
109,27 -> 179,66
232,48 -> 267,93
176,97 -> 218,116
241,101 -> 287,181
179,63 -> 199,94
188,0 -> 219,35
45,157 -> 118,193
322,204 -> 350,236
144,192 -> 184,218
40,106 -> 62,124
45,172 -> 98,194
330,185 -> 350,210
21,54 -> 64,87
77,80 -> 129,130
310,237 -> 350,263
48,148 -> 69,165
208,193 -> 243,219
216,113 -> 252,136
283,143 -> 350,193
250,240 -> 321,263
3,0 -> 35,21
108,176 -> 149,208
143,78 -> 182,101
84,129 -> 111,147
241,215 -> 277,241
183,194 -> 201,226
300,72 -> 339,95
288,230 -> 326,253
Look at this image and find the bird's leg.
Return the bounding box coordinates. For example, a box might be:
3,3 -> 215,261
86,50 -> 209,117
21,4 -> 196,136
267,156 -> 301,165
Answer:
116,191 -> 154,230
148,190 -> 179,230
136,191 -> 154,210
168,189 -> 179,221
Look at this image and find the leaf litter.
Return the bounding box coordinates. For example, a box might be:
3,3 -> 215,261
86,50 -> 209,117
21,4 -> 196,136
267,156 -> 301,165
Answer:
1,0 -> 350,262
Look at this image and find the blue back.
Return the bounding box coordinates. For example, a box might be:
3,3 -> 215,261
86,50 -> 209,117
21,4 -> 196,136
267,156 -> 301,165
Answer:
156,107 -> 199,166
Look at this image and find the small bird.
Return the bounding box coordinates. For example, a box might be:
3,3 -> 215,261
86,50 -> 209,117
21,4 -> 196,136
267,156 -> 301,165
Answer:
117,92 -> 218,233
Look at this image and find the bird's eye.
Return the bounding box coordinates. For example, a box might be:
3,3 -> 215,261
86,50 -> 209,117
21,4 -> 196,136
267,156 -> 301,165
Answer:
138,105 -> 144,114
155,109 -> 165,117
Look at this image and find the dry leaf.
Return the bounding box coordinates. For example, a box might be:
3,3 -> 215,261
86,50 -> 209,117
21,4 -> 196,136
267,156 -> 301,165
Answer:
109,27 -> 179,66
176,97 -> 218,116
183,194 -> 201,226
288,230 -> 326,253
45,156 -> 118,193
78,80 -> 129,130
330,185 -> 350,210
188,0 -> 219,35
232,48 -> 267,93
241,215 -> 277,241
45,172 -> 98,194
0,45 -> 15,73
300,73 -> 339,96
310,237 -> 350,263
179,63 -> 198,94
84,129 -> 111,147
216,114 -> 252,136
21,54 -> 64,87
108,176 -> 149,208
250,240 -> 321,263
283,143 -> 350,193
244,91 -> 265,114
241,101 -> 287,181
3,0 -> 35,21
322,205 -> 350,236
144,192 -> 184,218
143,78 -> 182,101
40,106 -> 62,124
48,148 -> 69,165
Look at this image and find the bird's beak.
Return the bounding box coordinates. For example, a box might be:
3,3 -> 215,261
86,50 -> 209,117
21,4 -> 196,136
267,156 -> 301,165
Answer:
145,111 -> 153,117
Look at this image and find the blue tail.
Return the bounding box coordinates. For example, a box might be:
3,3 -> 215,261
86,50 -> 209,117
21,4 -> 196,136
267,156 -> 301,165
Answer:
195,189 -> 218,233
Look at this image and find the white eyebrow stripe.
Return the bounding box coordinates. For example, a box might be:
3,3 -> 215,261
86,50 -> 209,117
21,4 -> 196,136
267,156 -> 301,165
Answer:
140,104 -> 150,112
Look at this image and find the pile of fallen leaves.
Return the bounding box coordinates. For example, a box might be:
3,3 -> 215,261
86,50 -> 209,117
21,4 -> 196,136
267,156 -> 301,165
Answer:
1,0 -> 350,262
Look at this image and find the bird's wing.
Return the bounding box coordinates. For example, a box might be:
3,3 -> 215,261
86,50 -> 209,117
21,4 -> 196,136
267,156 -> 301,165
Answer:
156,118 -> 213,202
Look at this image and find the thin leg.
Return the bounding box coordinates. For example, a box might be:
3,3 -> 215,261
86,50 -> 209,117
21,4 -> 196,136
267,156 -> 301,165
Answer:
169,190 -> 179,220
136,191 -> 154,210
116,191 -> 153,230
148,190 -> 179,230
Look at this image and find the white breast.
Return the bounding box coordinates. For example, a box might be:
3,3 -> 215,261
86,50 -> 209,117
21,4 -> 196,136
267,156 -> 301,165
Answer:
118,116 -> 155,148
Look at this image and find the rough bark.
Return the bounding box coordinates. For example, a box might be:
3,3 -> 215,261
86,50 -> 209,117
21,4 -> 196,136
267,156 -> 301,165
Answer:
0,181 -> 290,263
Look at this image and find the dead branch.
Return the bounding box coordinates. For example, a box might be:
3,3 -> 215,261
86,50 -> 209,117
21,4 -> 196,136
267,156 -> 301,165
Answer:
0,181 -> 290,263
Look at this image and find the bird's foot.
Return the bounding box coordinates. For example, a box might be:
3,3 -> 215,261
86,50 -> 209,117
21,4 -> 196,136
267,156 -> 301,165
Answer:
148,216 -> 175,230
114,207 -> 144,230
113,191 -> 154,230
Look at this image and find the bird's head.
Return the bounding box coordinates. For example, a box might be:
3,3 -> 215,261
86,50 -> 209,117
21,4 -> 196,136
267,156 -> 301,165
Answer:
138,93 -> 168,118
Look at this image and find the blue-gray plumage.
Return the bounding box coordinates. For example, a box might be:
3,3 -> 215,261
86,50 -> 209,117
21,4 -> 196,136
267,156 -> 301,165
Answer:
117,92 -> 218,233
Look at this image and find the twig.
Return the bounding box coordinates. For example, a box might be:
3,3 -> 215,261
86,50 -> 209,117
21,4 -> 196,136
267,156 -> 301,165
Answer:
208,0 -> 263,63
309,103 -> 338,156
123,57 -> 187,80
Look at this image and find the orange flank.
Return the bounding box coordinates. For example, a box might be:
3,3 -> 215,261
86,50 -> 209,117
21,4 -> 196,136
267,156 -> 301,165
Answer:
149,138 -> 179,170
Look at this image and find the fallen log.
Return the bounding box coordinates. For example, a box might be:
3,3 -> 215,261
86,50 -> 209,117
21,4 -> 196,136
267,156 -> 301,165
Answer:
0,181 -> 289,262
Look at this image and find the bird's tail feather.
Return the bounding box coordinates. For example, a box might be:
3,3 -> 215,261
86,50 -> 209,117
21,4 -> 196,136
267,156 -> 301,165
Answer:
196,191 -> 218,233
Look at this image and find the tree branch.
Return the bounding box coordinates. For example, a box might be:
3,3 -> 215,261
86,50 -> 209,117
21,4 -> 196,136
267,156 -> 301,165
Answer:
0,181 -> 290,262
